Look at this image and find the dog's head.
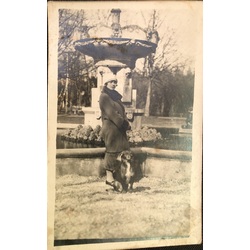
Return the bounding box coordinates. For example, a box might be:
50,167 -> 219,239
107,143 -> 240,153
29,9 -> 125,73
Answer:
117,150 -> 133,163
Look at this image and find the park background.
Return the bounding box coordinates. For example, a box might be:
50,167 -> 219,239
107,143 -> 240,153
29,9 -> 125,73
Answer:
57,6 -> 196,119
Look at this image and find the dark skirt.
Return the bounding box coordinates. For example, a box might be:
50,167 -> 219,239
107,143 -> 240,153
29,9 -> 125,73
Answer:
104,152 -> 120,172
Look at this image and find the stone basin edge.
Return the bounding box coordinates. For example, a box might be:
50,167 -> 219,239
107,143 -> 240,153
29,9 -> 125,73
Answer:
56,147 -> 192,161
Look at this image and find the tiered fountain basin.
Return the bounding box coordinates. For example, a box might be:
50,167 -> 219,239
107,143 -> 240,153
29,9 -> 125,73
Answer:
74,37 -> 157,68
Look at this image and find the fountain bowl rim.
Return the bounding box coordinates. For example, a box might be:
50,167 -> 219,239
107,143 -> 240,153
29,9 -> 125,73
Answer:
73,37 -> 158,47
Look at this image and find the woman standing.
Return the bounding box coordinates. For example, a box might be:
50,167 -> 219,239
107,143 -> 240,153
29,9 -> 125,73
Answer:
99,76 -> 131,192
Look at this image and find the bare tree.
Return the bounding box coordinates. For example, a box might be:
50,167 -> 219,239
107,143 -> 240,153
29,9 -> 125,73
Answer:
138,10 -> 189,116
58,9 -> 87,57
58,9 -> 97,113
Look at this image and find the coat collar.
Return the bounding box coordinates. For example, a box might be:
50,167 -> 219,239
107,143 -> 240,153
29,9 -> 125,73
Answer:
102,86 -> 123,101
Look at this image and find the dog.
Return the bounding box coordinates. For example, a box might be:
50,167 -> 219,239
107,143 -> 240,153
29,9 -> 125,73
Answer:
115,150 -> 135,192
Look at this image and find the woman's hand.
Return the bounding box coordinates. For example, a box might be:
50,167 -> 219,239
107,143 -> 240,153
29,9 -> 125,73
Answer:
122,119 -> 131,131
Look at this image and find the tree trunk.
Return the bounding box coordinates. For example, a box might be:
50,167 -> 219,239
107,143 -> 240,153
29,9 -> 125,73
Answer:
161,97 -> 165,116
144,79 -> 151,117
65,77 -> 69,114
144,11 -> 157,117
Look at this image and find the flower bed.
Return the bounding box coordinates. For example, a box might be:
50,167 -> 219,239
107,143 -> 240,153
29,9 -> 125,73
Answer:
60,125 -> 162,147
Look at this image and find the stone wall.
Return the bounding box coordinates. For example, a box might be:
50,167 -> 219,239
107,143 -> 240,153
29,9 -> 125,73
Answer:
56,148 -> 192,178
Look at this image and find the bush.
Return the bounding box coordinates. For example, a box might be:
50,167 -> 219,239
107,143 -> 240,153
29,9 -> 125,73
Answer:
61,125 -> 103,144
61,125 -> 162,146
127,126 -> 162,145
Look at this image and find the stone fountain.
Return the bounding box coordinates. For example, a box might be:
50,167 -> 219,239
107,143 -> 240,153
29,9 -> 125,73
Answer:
73,9 -> 159,129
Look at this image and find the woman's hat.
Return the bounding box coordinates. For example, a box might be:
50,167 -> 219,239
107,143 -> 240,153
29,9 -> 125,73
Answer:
103,76 -> 117,85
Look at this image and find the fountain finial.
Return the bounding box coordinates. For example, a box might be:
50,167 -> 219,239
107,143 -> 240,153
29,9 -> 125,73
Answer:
111,9 -> 122,37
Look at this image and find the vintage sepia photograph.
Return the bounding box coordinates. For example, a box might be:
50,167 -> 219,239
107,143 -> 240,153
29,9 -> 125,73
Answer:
48,1 -> 202,249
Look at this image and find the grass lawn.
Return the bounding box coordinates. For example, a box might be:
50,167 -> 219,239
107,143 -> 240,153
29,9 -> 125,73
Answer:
54,174 -> 190,240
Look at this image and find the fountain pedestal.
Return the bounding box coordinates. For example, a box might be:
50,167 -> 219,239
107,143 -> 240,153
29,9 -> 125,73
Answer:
82,61 -> 144,130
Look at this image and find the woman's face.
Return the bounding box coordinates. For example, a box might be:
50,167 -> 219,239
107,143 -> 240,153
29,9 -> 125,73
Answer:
106,80 -> 118,90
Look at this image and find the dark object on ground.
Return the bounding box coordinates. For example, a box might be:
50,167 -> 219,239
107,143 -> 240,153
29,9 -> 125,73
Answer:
105,180 -> 123,192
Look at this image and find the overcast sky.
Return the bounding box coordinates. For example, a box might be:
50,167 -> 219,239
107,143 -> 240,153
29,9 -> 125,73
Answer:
82,2 -> 202,72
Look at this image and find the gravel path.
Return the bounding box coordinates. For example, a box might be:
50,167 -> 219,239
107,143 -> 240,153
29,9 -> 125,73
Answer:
54,174 -> 191,241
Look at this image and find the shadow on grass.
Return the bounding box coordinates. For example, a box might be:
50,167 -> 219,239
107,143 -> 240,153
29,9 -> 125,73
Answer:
131,186 -> 151,192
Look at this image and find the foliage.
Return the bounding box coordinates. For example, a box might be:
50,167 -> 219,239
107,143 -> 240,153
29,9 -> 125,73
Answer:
132,67 -> 194,116
150,67 -> 194,116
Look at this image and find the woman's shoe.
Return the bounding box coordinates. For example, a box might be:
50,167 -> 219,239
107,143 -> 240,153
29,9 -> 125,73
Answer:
106,180 -> 123,192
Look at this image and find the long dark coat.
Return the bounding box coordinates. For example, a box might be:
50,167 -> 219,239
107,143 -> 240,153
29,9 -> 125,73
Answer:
99,86 -> 130,171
